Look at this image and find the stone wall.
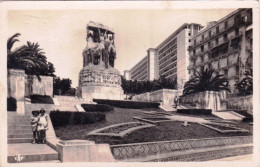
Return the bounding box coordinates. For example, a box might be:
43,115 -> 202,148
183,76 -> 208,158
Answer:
179,91 -> 227,112
226,95 -> 253,114
25,75 -> 53,97
133,89 -> 180,106
8,69 -> 53,99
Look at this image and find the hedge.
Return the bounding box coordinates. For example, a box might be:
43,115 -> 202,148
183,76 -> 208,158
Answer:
177,109 -> 212,115
93,99 -> 160,109
81,104 -> 114,112
49,110 -> 105,127
7,97 -> 17,111
30,95 -> 54,104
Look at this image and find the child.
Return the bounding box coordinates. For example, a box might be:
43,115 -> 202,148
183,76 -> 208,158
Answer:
37,109 -> 48,144
31,110 -> 39,144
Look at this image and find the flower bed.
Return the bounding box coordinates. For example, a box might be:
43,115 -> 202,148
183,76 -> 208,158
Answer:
50,110 -> 105,127
87,122 -> 155,138
30,95 -> 54,104
177,109 -> 212,115
7,97 -> 17,111
93,99 -> 160,109
81,104 -> 114,112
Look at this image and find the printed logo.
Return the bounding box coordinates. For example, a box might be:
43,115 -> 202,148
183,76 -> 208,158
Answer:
14,154 -> 24,162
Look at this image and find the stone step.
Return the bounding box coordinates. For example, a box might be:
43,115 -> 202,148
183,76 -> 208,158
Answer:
8,129 -> 33,135
212,111 -> 243,120
8,133 -> 33,139
8,138 -> 34,144
8,125 -> 32,130
8,143 -> 59,163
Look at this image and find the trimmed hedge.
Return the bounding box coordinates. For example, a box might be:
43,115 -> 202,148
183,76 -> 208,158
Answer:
81,104 -> 114,112
93,99 -> 160,109
30,95 -> 54,104
7,97 -> 17,111
50,110 -> 105,127
177,109 -> 212,115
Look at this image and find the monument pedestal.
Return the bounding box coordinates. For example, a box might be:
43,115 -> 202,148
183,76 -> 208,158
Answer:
77,65 -> 124,101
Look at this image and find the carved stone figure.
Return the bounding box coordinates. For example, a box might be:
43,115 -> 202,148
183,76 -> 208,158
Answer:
82,22 -> 116,68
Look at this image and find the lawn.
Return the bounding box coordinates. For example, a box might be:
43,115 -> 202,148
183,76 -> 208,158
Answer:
53,107 -> 253,145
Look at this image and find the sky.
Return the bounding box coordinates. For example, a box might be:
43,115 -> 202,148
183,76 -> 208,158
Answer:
8,9 -> 236,87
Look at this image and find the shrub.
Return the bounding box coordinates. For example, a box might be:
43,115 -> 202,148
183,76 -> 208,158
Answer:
93,99 -> 160,109
49,110 -> 105,127
242,117 -> 253,122
7,97 -> 17,111
30,95 -> 54,104
177,109 -> 212,115
81,104 -> 114,112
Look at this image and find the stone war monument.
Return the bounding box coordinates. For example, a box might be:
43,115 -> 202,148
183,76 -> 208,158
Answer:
77,21 -> 124,101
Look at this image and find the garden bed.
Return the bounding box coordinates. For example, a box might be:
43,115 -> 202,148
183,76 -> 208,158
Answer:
30,95 -> 54,104
93,99 -> 160,109
177,109 -> 212,115
81,104 -> 114,112
50,110 -> 105,126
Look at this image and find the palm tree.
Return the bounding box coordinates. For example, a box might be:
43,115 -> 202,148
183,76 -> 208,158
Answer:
7,33 -> 21,54
235,69 -> 253,96
183,67 -> 231,96
7,34 -> 51,80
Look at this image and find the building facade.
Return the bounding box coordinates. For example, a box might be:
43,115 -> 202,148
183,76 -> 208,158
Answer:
156,23 -> 203,89
188,8 -> 252,92
127,23 -> 203,89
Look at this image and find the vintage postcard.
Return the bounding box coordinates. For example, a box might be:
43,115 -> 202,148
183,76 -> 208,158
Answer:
0,1 -> 259,167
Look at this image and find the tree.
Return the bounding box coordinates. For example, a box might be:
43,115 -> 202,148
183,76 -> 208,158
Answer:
183,67 -> 231,96
53,77 -> 72,95
235,69 -> 253,96
7,33 -> 55,79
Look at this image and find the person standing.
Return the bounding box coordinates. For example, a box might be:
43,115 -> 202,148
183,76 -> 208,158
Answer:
174,96 -> 179,109
30,111 -> 39,144
37,109 -> 48,144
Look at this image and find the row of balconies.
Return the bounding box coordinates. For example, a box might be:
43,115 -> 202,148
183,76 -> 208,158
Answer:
189,31 -> 242,59
189,18 -> 246,50
187,48 -> 240,70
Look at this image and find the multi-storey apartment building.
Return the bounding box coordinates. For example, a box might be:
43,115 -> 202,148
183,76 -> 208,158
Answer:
157,23 -> 203,88
126,23 -> 203,89
126,48 -> 158,81
188,8 -> 252,92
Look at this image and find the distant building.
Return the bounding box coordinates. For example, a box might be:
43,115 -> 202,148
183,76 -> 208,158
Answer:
123,70 -> 131,80
188,8 -> 252,92
127,23 -> 203,89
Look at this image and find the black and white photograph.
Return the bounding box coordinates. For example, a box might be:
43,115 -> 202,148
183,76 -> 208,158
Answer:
0,1 -> 259,166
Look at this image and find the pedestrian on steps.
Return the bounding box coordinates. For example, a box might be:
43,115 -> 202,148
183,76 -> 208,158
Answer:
31,110 -> 39,144
37,109 -> 48,144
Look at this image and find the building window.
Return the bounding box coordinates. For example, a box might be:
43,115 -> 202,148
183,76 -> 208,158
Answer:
236,65 -> 239,75
188,32 -> 191,36
224,69 -> 228,78
208,42 -> 211,49
209,30 -> 211,38
216,26 -> 219,34
189,39 -> 191,42
235,28 -> 239,36
201,45 -> 204,52
194,39 -> 196,46
225,21 -> 228,29
224,33 -> 228,42
234,14 -> 241,24
202,35 -> 204,41
215,38 -> 219,46
193,50 -> 196,55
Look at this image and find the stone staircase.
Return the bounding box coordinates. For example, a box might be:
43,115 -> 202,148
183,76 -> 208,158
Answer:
7,112 -> 60,163
25,96 -> 88,113
212,110 -> 245,120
